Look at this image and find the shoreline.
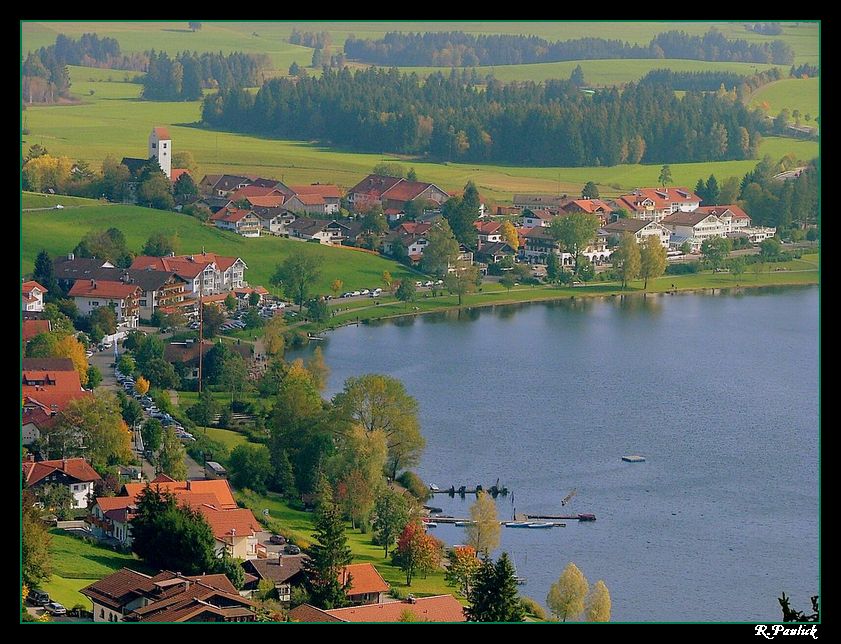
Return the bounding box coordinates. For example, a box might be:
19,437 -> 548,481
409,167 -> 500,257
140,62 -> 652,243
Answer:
312,278 -> 819,333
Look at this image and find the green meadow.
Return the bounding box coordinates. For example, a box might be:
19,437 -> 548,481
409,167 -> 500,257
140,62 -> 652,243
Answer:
749,78 -> 820,124
20,201 -> 417,292
22,21 -> 819,67
23,73 -> 818,204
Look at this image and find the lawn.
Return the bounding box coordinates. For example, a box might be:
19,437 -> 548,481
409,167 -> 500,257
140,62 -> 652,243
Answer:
750,78 -> 820,125
236,489 -> 457,598
196,426 -> 251,451
20,204 -> 417,292
43,529 -> 151,610
21,192 -> 105,209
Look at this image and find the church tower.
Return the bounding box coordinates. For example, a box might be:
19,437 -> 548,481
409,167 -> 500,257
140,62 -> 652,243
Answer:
148,126 -> 172,179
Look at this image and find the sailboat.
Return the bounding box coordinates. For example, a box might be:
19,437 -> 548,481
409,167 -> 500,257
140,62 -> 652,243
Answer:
512,555 -> 527,585
562,488 -> 577,507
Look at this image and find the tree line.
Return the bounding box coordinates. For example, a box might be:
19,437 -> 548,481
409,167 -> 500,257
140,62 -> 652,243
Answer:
639,67 -> 782,93
142,50 -> 271,101
201,66 -> 765,167
343,28 -> 794,67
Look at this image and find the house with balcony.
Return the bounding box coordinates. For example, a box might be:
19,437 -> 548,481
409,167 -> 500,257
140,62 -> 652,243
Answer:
68,279 -> 141,330
210,207 -> 262,237
252,206 -> 296,235
288,184 -> 343,214
613,187 -> 702,222
521,209 -> 556,228
601,218 -> 672,248
131,253 -> 247,298
661,210 -> 728,252
22,455 -> 101,509
22,280 -> 47,312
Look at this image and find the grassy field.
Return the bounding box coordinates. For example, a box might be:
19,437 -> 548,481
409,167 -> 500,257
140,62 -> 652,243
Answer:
43,529 -> 150,609
750,78 -> 820,124
236,490 -> 455,598
21,192 -> 105,209
196,426 -> 251,451
20,203 -> 417,291
22,21 -> 819,67
22,75 -> 818,203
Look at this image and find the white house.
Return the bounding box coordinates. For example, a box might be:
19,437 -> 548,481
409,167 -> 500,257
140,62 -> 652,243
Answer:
661,211 -> 728,251
252,206 -> 296,235
22,457 -> 101,509
22,280 -> 47,312
601,218 -> 671,247
210,208 -> 262,237
614,187 -> 702,222
131,254 -> 248,298
148,126 -> 171,179
67,279 -> 141,330
522,209 -> 556,228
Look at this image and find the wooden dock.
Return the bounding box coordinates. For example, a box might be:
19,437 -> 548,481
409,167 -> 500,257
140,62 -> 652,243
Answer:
431,484 -> 509,497
525,513 -> 596,522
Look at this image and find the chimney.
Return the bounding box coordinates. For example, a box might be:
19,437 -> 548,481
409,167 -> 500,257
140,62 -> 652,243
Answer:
68,252 -> 75,260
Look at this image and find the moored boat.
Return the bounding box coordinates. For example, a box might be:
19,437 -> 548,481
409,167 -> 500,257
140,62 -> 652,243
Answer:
526,522 -> 554,529
622,455 -> 646,463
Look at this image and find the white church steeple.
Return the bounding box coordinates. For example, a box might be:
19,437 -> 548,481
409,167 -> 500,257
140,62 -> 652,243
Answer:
148,126 -> 172,179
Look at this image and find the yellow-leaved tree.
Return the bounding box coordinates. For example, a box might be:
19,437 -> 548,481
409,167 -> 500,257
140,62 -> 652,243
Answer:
586,579 -> 611,622
135,376 -> 150,396
55,335 -> 89,386
465,491 -> 500,556
501,220 -> 519,252
639,234 -> 667,290
547,562 -> 589,622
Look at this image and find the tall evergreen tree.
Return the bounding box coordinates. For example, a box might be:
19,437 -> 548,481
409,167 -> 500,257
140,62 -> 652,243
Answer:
33,249 -> 59,299
302,490 -> 353,609
465,553 -> 525,622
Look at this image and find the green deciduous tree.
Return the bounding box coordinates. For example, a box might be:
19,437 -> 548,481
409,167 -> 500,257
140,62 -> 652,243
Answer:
372,487 -> 410,558
466,491 -> 501,556
229,444 -> 273,494
130,487 -> 216,574
639,234 -> 667,289
444,262 -> 479,306
157,427 -> 188,480
421,219 -> 460,277
86,365 -> 102,389
333,374 -> 425,480
372,162 -> 405,178
659,164 -> 673,187
22,498 -> 52,586
700,236 -> 731,270
547,562 -> 589,622
48,392 -> 132,468
548,212 -> 600,274
395,279 -> 416,307
142,231 -> 180,257
582,181 -> 599,199
613,232 -> 641,288
271,253 -> 323,306
141,418 -> 164,454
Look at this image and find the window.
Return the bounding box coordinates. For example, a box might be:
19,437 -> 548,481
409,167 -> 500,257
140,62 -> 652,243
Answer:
100,608 -> 105,619
163,143 -> 167,149
151,143 -> 156,149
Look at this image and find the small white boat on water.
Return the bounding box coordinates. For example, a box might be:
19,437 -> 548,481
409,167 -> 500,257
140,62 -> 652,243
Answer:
505,521 -> 531,528
455,521 -> 472,527
424,522 -> 438,528
622,455 -> 646,463
429,484 -> 440,491
526,522 -> 554,529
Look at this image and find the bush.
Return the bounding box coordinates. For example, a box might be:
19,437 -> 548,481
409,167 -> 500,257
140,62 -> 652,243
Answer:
520,596 -> 547,620
389,586 -> 408,600
665,262 -> 701,275
396,471 -> 431,502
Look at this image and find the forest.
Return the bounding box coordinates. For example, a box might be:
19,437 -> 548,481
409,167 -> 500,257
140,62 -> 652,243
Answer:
201,67 -> 766,167
343,29 -> 795,67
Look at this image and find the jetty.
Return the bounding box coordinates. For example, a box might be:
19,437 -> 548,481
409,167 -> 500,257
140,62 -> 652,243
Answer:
525,513 -> 596,522
432,483 -> 509,497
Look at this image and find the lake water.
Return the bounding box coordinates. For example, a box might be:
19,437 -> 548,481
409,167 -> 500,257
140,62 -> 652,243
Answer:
290,287 -> 819,621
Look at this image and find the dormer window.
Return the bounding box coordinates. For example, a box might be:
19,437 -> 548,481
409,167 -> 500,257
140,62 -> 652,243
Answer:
151,143 -> 157,149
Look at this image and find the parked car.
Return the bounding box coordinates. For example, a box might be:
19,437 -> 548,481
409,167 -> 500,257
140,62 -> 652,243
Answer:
424,281 -> 434,287
360,289 -> 370,295
284,544 -> 301,555
269,534 -> 287,545
26,589 -> 50,606
44,602 -> 67,616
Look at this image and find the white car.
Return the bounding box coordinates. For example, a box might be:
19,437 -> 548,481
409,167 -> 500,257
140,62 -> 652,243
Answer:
360,289 -> 370,295
54,204 -> 65,210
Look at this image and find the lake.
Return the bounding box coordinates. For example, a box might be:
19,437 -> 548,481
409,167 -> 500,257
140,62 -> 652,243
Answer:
290,287 -> 819,621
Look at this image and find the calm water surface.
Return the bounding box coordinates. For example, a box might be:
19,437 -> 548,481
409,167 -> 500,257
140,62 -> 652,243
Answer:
290,287 -> 819,621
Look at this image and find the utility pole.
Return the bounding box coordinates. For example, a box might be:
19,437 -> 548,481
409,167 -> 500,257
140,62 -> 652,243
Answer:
198,293 -> 203,393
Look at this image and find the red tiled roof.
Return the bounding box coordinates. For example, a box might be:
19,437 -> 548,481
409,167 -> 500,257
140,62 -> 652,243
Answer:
198,506 -> 261,539
132,253 -> 243,275
694,204 -> 750,220
381,180 -> 433,202
397,222 -> 432,235
325,595 -> 465,623
288,184 -> 342,199
170,168 -> 191,183
617,187 -> 701,212
474,221 -> 502,234
22,362 -> 88,412
348,174 -> 403,198
246,195 -> 286,208
339,563 -> 390,596
291,194 -> 325,206
122,479 -> 238,509
22,319 -> 51,342
152,127 -> 171,140
22,280 -> 47,295
211,208 -> 253,224
68,280 -> 141,299
23,457 -> 101,485
289,604 -> 344,623
569,199 -> 614,214
524,209 -> 555,220
21,405 -> 59,431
